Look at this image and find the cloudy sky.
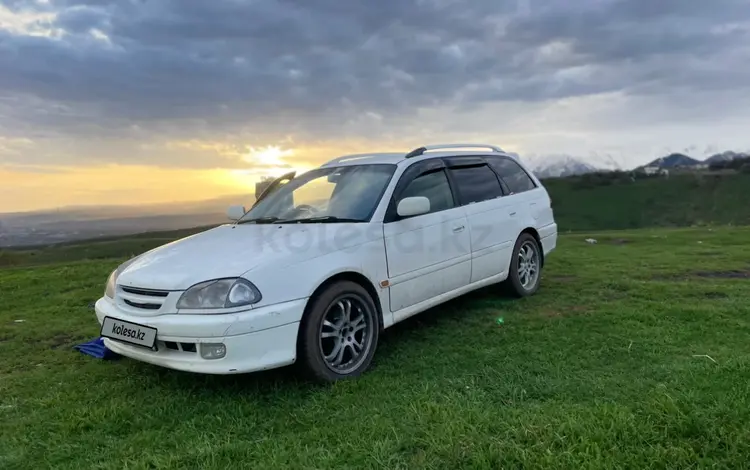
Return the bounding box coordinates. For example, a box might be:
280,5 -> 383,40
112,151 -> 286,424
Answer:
1,0 -> 749,212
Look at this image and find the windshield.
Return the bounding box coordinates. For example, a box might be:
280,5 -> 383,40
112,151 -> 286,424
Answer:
238,164 -> 397,223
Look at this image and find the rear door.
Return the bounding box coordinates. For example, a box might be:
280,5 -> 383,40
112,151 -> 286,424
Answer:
486,155 -> 549,222
383,159 -> 472,312
444,157 -> 516,283
486,155 -> 557,254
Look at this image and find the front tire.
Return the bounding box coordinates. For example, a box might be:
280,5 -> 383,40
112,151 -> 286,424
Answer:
504,233 -> 542,297
297,281 -> 380,383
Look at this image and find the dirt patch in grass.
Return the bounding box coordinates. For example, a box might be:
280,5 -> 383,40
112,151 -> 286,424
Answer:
603,291 -> 628,301
699,291 -> 730,299
540,305 -> 589,318
693,270 -> 750,279
48,333 -> 81,350
653,269 -> 750,281
547,275 -> 577,283
611,238 -> 631,245
698,251 -> 722,257
598,283 -> 631,299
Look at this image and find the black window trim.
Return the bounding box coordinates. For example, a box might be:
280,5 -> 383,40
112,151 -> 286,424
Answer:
384,158 -> 457,223
442,155 -> 486,169
445,158 -> 506,206
482,154 -> 538,195
382,153 -> 538,223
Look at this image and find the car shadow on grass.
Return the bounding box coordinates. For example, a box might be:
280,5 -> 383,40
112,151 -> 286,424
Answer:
127,359 -> 315,397
120,284 -> 517,394
377,284 -> 511,343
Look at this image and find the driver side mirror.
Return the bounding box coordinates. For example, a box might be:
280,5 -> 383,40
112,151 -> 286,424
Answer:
397,197 -> 430,218
227,205 -> 246,221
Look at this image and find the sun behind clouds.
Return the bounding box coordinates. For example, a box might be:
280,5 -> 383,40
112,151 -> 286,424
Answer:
242,145 -> 294,168
226,145 -> 314,192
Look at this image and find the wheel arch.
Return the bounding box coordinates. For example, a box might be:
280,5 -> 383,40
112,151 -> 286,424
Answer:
302,271 -> 384,331
520,227 -> 544,267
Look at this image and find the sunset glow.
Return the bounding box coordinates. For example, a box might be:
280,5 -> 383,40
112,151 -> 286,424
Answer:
0,165 -> 264,213
0,139 -> 384,212
1,0 -> 749,215
242,146 -> 295,168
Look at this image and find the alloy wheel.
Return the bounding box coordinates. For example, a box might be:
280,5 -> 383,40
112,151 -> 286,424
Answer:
517,240 -> 540,290
318,295 -> 374,374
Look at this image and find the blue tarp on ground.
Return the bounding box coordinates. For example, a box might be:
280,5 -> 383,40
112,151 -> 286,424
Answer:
73,337 -> 121,360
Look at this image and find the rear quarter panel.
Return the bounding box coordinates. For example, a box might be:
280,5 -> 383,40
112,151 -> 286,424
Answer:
530,184 -> 557,256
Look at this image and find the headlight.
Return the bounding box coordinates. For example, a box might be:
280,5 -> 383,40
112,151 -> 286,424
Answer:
176,278 -> 262,310
104,270 -> 117,298
104,257 -> 139,298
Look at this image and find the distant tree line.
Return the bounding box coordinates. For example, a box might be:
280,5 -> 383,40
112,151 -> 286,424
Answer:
540,170 -> 634,190
708,156 -> 750,173
539,157 -> 750,190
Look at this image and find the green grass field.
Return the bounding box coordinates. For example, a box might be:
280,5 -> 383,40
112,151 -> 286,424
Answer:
543,172 -> 750,231
2,226 -> 750,469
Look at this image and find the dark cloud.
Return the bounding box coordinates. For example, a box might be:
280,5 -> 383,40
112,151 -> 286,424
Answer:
0,0 -> 749,166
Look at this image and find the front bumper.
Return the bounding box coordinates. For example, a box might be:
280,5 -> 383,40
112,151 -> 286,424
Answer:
94,296 -> 307,374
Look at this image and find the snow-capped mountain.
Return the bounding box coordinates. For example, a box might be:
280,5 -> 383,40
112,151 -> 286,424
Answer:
515,149 -> 748,178
704,151 -> 750,164
642,153 -> 702,168
638,150 -> 750,169
518,154 -> 615,179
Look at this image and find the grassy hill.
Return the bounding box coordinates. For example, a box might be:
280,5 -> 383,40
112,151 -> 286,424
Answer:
3,173 -> 750,467
543,171 -> 750,231
0,226 -> 214,268
1,171 -> 750,268
2,226 -> 750,468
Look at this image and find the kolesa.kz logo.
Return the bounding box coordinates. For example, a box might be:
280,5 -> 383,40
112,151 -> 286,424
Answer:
111,322 -> 146,341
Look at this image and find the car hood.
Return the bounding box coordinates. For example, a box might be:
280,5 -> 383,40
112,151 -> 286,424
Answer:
116,223 -> 379,290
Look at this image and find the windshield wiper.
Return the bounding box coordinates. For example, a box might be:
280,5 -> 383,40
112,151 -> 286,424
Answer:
277,216 -> 365,224
236,216 -> 281,225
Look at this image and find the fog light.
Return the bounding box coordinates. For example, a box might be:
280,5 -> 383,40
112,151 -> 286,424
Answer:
200,343 -> 226,360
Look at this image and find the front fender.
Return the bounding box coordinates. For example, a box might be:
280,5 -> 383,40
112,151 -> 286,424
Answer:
244,238 -> 391,325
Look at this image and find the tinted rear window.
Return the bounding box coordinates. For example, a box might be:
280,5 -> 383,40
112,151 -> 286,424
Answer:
448,165 -> 503,205
488,157 -> 537,194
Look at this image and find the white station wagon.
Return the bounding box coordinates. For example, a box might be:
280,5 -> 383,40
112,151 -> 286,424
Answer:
95,144 -> 557,382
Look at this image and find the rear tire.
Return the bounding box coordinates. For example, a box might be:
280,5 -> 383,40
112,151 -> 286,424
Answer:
297,281 -> 380,383
503,233 -> 542,297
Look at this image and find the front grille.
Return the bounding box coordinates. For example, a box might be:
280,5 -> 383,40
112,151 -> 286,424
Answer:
118,286 -> 170,311
121,286 -> 169,297
123,299 -> 161,310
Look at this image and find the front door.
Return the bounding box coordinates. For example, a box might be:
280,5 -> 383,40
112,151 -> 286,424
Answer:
382,160 -> 472,313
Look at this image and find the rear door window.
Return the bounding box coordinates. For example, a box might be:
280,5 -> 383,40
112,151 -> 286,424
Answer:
488,157 -> 537,194
448,165 -> 503,205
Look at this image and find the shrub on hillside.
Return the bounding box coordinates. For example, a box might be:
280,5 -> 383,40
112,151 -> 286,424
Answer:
0,250 -> 29,267
709,156 -> 750,171
570,170 -> 631,189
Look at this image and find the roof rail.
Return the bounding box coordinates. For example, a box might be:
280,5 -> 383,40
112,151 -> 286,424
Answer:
322,152 -> 406,167
404,143 -> 506,158
321,153 -> 380,167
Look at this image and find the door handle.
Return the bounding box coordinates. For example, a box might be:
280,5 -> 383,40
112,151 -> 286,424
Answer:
452,225 -> 465,233
509,211 -> 517,216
